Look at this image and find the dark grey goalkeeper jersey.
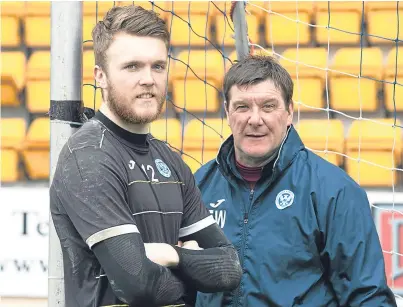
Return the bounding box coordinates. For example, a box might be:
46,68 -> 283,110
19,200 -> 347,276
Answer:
50,111 -> 215,307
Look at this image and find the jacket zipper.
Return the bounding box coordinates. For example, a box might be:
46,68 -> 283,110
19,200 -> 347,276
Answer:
233,188 -> 254,306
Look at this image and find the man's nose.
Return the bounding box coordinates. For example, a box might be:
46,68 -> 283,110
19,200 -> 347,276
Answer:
139,68 -> 154,86
248,109 -> 263,126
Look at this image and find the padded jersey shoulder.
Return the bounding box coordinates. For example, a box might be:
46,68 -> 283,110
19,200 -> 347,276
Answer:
66,119 -> 106,151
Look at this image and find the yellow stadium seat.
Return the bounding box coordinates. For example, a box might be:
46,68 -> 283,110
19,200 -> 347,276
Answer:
315,2 -> 363,45
26,51 -> 51,113
171,50 -> 227,113
1,52 -> 26,107
0,2 -> 24,47
82,50 -> 102,111
1,118 -> 26,149
345,118 -> 402,187
149,118 -> 183,150
182,117 -> 231,171
216,14 -> 260,47
24,2 -> 51,47
1,118 -> 26,182
167,13 -> 214,47
384,47 -> 403,112
165,1 -> 229,47
280,48 -> 328,111
330,47 -> 383,112
1,149 -> 20,182
295,119 -> 344,166
366,2 -> 403,44
21,117 -> 50,180
264,2 -> 315,46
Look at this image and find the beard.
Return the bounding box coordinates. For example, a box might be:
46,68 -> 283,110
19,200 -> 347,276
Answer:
106,82 -> 165,125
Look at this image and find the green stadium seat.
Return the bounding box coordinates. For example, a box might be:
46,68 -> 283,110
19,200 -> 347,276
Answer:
1,52 -> 26,107
21,117 -> 50,180
182,118 -> 231,173
383,47 -> 403,112
1,118 -> 26,182
280,48 -> 328,111
329,47 -> 383,112
345,118 -> 402,187
24,2 -> 51,47
295,119 -> 344,166
315,2 -> 363,45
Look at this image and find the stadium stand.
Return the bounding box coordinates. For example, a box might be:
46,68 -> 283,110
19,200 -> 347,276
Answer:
26,51 -> 51,114
366,2 -> 403,44
149,118 -> 183,151
171,49 -> 228,113
345,118 -> 402,187
280,47 -> 328,111
384,47 -> 403,112
0,2 -> 24,47
329,47 -> 383,112
315,2 -> 363,45
21,117 -> 50,180
182,117 -> 232,173
295,119 -> 344,166
264,1 -> 315,46
1,118 -> 26,182
24,2 -> 51,47
1,52 -> 26,107
1,0 -> 403,191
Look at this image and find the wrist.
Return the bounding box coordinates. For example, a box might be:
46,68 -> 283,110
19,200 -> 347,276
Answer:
166,244 -> 180,268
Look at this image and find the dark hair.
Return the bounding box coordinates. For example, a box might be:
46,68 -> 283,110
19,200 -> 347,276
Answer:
92,5 -> 170,71
223,55 -> 294,110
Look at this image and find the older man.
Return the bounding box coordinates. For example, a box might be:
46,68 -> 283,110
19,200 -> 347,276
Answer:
194,55 -> 396,307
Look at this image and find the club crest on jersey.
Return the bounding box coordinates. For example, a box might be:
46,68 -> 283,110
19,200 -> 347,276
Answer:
155,159 -> 171,178
275,190 -> 294,210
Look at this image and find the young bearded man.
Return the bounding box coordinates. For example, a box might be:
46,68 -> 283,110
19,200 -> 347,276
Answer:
49,5 -> 241,307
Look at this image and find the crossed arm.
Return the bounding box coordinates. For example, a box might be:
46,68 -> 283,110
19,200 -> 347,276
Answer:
53,148 -> 241,306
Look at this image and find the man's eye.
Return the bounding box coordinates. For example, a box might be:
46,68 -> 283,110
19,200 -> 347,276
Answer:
236,105 -> 248,110
154,64 -> 165,71
126,64 -> 137,70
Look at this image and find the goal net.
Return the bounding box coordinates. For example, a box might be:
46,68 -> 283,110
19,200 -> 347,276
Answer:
82,0 -> 403,302
245,0 -> 403,301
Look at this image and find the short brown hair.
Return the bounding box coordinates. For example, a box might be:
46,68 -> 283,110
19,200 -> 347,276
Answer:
224,55 -> 294,110
92,5 -> 170,71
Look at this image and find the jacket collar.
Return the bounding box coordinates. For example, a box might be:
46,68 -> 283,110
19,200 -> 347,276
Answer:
216,125 -> 305,182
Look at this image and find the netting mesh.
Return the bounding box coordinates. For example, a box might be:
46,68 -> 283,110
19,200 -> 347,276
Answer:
83,1 -> 238,173
245,1 -> 403,299
82,0 -> 403,299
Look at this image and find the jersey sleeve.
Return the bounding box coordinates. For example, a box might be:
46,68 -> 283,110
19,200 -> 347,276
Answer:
178,159 -> 216,238
51,147 -> 137,249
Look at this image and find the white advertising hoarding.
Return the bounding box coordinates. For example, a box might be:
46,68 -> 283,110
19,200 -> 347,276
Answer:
0,187 -> 49,298
1,186 -> 403,302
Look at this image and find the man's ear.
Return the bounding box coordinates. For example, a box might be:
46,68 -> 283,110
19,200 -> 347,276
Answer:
286,100 -> 294,126
224,101 -> 230,126
94,65 -> 107,89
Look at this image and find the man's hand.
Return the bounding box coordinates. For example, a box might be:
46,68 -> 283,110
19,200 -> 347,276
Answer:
144,243 -> 179,268
181,240 -> 203,250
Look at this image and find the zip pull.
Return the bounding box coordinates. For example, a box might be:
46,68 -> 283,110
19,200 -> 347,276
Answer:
244,212 -> 248,224
249,189 -> 254,201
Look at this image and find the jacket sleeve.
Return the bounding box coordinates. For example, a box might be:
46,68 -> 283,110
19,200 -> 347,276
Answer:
321,182 -> 397,306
